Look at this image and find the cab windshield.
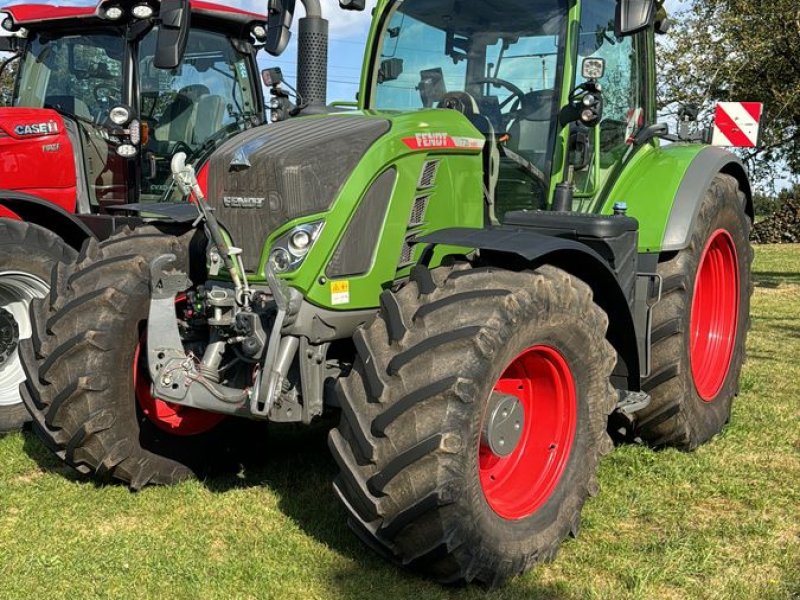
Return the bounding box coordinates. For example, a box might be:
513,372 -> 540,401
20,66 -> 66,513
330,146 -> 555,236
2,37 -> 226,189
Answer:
15,32 -> 124,122
138,28 -> 259,201
371,0 -> 568,212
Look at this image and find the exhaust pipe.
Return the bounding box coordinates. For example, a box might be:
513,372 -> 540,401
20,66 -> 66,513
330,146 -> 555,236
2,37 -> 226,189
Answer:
297,0 -> 328,109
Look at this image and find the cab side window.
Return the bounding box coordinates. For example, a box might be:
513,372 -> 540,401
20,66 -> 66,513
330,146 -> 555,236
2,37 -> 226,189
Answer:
577,0 -> 647,176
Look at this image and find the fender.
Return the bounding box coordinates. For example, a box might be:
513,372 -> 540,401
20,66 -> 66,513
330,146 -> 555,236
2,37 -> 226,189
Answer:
603,145 -> 752,254
419,227 -> 642,389
661,147 -> 752,252
0,191 -> 94,251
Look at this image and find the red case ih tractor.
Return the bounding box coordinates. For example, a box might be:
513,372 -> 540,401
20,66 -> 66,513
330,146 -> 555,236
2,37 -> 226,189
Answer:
0,0 -> 271,430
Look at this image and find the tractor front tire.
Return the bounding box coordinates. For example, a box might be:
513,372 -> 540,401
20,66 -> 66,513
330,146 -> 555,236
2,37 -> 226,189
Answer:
20,227 -> 234,489
330,264 -> 617,585
0,220 -> 77,434
635,174 -> 753,449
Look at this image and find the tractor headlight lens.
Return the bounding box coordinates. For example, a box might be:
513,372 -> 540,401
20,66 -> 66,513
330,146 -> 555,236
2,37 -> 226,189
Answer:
109,105 -> 131,126
269,221 -> 324,274
117,144 -> 138,158
252,25 -> 267,41
581,109 -> 596,123
132,3 -> 154,18
1,16 -> 14,31
269,248 -> 293,273
104,6 -> 124,20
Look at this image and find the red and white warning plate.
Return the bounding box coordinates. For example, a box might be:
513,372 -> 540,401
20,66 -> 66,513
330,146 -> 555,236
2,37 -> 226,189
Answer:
711,102 -> 763,148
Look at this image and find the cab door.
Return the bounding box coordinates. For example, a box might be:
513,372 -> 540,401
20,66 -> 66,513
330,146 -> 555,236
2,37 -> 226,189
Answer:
571,0 -> 652,212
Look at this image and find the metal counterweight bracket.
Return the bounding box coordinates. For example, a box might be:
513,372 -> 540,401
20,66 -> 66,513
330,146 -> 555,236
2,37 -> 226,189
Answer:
147,254 -> 251,417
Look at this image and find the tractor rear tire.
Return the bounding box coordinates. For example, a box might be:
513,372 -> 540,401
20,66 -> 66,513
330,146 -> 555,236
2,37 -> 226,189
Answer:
0,220 -> 77,434
635,174 -> 753,449
329,264 -> 617,586
19,226 -> 237,489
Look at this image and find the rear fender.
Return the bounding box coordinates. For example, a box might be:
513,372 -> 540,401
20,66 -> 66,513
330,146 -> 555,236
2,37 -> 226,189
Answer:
661,147 -> 752,252
603,145 -> 752,253
420,227 -> 641,389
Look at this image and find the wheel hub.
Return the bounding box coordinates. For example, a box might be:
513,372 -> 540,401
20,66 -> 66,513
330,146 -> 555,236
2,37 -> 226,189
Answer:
479,345 -> 577,520
482,392 -> 524,457
0,308 -> 20,367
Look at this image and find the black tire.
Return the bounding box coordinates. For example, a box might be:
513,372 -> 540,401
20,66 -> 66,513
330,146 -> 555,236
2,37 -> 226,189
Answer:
19,226 -> 242,489
635,174 -> 753,449
329,264 -> 617,585
0,220 -> 77,434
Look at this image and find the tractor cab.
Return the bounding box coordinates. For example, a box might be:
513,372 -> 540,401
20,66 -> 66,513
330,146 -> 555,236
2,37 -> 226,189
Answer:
0,0 -> 267,210
364,0 -> 655,219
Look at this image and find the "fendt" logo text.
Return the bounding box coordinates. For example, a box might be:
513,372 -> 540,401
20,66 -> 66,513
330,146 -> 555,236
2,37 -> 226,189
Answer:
223,196 -> 265,209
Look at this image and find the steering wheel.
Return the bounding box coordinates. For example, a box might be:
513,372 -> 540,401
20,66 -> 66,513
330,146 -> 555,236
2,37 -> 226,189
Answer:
472,77 -> 527,123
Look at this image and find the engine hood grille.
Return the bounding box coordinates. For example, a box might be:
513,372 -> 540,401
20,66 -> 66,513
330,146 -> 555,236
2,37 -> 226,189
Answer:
205,115 -> 391,271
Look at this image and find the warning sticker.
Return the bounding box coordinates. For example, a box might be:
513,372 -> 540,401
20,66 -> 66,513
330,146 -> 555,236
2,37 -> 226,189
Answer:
331,281 -> 350,306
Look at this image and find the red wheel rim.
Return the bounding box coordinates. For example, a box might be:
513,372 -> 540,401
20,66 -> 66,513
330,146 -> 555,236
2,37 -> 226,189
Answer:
133,297 -> 225,437
479,345 -> 577,520
690,229 -> 740,402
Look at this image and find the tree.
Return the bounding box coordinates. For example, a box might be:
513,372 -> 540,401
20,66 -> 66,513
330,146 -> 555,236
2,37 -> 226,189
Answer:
0,53 -> 18,104
658,0 -> 800,181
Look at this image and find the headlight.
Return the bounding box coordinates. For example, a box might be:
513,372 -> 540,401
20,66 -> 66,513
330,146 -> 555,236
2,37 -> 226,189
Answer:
109,105 -> 131,126
269,221 -> 324,274
104,5 -> 124,20
1,15 -> 15,32
252,25 -> 268,41
132,3 -> 154,19
117,144 -> 138,158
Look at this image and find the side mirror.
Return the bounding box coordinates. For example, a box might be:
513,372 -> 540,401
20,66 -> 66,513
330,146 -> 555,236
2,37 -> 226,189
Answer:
378,58 -> 403,83
418,68 -> 446,108
265,0 -> 296,57
339,0 -> 366,10
615,0 -> 655,37
154,0 -> 191,70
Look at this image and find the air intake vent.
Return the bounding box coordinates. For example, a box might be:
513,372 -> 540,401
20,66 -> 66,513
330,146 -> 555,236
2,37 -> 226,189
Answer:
399,238 -> 415,265
409,195 -> 429,227
418,160 -> 440,189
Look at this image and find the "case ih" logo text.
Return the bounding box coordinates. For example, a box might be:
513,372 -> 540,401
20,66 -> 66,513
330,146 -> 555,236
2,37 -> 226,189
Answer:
14,121 -> 59,136
223,196 -> 265,209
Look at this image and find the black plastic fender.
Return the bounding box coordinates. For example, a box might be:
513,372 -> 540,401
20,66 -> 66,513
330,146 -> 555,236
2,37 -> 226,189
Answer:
419,227 -> 642,389
662,147 -> 753,253
0,191 -> 95,251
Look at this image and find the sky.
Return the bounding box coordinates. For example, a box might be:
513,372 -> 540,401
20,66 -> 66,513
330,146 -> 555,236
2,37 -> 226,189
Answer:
0,0 -> 688,103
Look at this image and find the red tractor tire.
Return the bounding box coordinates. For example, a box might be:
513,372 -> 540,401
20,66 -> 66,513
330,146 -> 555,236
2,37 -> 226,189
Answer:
329,264 -> 617,585
635,174 -> 753,449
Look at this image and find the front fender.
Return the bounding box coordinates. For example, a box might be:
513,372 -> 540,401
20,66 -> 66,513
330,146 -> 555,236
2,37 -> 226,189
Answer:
420,227 -> 641,389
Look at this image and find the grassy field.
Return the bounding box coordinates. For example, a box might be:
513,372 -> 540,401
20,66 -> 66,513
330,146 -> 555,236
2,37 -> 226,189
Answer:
1,246 -> 798,600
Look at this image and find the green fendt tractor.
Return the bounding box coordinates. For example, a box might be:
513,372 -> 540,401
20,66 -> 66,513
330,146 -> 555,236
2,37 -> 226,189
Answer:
21,0 -> 754,586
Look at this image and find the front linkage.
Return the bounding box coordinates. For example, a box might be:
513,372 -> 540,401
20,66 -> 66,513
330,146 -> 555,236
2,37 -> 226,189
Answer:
147,154 -> 303,421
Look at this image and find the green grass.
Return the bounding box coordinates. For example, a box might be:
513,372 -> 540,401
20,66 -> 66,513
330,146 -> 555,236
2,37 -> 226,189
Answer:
1,246 -> 799,600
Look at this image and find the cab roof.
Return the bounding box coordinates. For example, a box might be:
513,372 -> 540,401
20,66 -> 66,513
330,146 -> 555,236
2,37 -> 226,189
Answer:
2,1 -> 266,30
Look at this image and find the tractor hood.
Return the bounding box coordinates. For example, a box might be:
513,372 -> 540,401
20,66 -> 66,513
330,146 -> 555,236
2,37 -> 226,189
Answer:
204,115 -> 391,271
